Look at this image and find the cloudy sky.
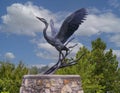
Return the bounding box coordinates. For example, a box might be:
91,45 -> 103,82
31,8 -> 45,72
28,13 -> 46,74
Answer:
0,0 -> 120,67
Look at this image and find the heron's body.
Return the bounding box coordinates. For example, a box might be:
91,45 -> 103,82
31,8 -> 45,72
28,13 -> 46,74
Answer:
41,19 -> 68,52
46,36 -> 68,51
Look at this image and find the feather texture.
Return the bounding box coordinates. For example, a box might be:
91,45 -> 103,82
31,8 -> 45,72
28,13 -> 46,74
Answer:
55,8 -> 87,43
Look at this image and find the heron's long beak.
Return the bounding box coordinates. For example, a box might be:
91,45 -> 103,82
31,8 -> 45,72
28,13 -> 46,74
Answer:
36,16 -> 41,20
36,17 -> 47,25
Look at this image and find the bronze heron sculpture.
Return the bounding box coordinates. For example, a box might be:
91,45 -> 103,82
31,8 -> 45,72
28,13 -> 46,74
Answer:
36,8 -> 87,74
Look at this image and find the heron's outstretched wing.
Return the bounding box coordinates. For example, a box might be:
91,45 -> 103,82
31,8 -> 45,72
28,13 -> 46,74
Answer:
50,19 -> 57,37
55,8 -> 87,43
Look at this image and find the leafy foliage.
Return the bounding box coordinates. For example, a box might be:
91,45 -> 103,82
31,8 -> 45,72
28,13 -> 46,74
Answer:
56,38 -> 120,93
0,61 -> 28,93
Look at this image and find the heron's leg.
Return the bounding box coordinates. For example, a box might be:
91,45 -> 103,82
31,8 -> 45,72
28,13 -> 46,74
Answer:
57,51 -> 65,65
64,37 -> 78,58
48,52 -> 63,74
58,51 -> 63,65
60,49 -> 71,66
64,47 -> 73,60
59,50 -> 72,66
43,51 -> 62,74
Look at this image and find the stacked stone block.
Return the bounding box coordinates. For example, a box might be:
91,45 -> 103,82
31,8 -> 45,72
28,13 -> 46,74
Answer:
20,75 -> 84,93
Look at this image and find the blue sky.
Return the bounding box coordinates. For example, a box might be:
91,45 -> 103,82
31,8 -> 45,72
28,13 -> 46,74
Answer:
0,0 -> 120,67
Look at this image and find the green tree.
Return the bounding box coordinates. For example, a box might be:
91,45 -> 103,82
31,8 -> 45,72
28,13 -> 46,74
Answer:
0,61 -> 28,93
91,38 -> 119,92
56,38 -> 120,93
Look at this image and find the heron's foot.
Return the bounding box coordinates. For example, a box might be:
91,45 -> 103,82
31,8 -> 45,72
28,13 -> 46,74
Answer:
43,58 -> 62,74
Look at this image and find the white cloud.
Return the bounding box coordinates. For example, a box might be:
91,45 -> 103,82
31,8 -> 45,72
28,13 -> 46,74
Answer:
110,34 -> 120,47
36,42 -> 59,59
37,43 -> 56,52
1,2 -> 63,36
77,11 -> 120,36
4,52 -> 15,60
4,3 -> 120,37
2,3 -> 120,40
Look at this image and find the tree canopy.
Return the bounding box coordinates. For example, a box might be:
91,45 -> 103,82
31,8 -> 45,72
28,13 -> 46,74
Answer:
0,61 -> 28,93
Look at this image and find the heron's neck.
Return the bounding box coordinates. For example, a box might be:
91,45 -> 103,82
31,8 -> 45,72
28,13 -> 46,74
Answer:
43,24 -> 49,41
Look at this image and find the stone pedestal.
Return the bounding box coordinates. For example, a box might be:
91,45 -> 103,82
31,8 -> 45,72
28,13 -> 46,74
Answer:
20,75 -> 84,93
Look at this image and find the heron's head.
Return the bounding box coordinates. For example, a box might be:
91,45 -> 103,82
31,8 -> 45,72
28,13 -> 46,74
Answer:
36,17 -> 48,25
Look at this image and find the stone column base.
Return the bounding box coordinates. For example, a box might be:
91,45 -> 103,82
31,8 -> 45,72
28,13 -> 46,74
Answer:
20,75 -> 84,93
